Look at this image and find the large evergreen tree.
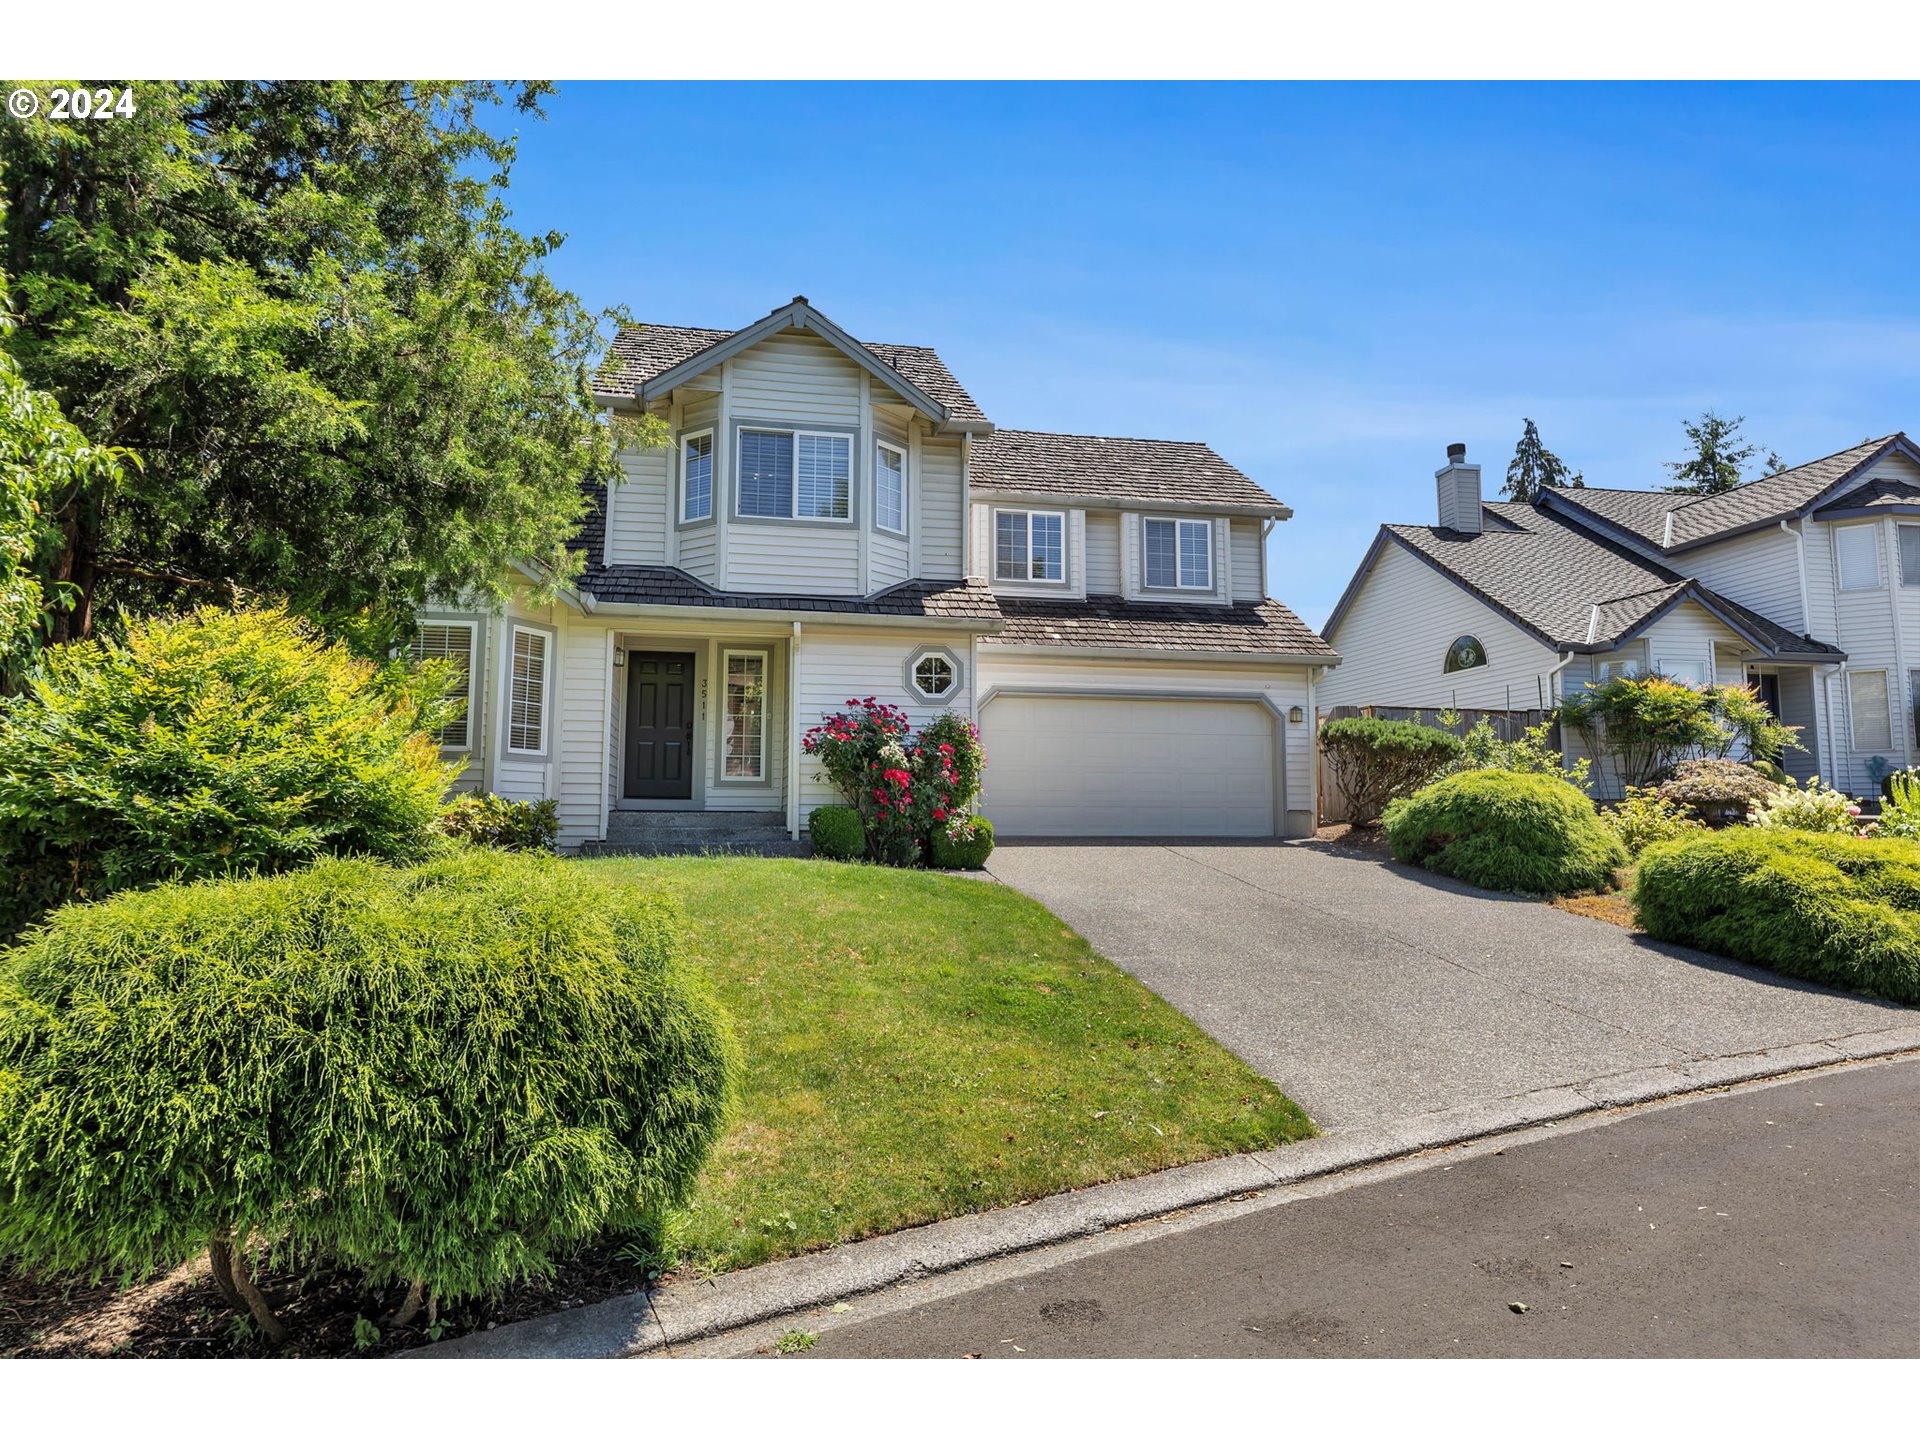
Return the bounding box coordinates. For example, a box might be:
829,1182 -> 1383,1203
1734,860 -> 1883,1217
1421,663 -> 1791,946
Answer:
1662,411 -> 1779,495
0,81 -> 659,650
1502,418 -> 1584,502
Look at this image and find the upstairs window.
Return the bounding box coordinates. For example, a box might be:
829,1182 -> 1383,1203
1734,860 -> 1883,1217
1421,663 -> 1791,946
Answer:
1144,518 -> 1212,589
995,509 -> 1065,583
876,441 -> 906,535
1444,635 -> 1489,673
1899,524 -> 1920,587
1836,524 -> 1881,591
681,430 -> 713,523
410,622 -> 474,748
738,428 -> 851,520
507,626 -> 549,754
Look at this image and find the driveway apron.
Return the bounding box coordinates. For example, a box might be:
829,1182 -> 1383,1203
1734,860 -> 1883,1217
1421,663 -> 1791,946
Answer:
985,841 -> 1911,1130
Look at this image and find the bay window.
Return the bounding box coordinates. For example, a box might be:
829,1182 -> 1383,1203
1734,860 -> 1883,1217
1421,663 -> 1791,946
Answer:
739,427 -> 851,520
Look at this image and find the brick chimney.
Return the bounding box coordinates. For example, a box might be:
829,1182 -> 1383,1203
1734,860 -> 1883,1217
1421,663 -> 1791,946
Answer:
1436,442 -> 1483,534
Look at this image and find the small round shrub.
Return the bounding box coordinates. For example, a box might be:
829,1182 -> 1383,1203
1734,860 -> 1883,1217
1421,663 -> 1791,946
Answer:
1655,758 -> 1780,827
1633,829 -> 1920,1003
434,792 -> 559,851
808,804 -> 866,861
1383,768 -> 1627,894
1748,759 -> 1788,786
0,605 -> 458,942
0,847 -> 735,1340
931,815 -> 995,870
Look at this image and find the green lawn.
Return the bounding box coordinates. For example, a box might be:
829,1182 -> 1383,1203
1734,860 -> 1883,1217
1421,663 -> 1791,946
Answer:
580,856 -> 1313,1273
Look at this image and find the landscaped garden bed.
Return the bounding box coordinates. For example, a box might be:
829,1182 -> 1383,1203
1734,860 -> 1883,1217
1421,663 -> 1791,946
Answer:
1,854 -> 1311,1358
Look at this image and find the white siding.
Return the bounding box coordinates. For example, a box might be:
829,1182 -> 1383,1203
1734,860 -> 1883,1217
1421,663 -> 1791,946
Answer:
1679,525 -> 1805,634
794,628 -> 976,819
918,434 -> 965,580
555,620 -> 612,843
606,447 -> 669,566
726,525 -> 860,594
870,529 -> 911,588
1318,540 -> 1564,713
977,649 -> 1315,837
1084,511 -> 1122,594
1230,519 -> 1264,603
678,524 -> 717,584
728,329 -> 862,426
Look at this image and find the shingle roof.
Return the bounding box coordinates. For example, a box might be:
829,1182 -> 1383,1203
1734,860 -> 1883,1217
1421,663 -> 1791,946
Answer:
1811,476 -> 1920,517
577,564 -> 1002,621
1548,437 -> 1902,551
987,595 -> 1335,657
969,430 -> 1285,512
591,322 -> 989,424
1373,502 -> 1842,659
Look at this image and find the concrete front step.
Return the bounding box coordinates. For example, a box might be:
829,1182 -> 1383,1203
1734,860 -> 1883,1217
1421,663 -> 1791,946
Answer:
604,809 -> 785,836
586,809 -> 804,859
579,839 -> 812,859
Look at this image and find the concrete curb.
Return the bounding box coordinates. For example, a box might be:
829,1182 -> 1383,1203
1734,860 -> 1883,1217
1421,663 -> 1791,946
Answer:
416,1020 -> 1920,1360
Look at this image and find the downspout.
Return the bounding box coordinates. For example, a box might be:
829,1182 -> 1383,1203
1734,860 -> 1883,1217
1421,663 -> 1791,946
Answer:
1886,518 -> 1914,772
788,621 -> 803,840
1783,516 -> 1838,785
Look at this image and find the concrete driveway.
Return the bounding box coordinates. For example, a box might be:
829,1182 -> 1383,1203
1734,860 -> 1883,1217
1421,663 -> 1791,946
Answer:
986,840 -> 1914,1131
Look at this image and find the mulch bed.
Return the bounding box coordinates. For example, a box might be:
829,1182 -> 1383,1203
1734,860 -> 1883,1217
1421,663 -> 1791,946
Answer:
0,1243 -> 660,1359
1312,821 -> 1393,855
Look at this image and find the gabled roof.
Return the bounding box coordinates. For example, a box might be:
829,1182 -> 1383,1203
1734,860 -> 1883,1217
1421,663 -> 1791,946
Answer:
591,297 -> 991,431
1543,434 -> 1915,553
970,429 -> 1289,515
987,594 -> 1335,658
1325,501 -> 1844,662
1811,475 -> 1920,520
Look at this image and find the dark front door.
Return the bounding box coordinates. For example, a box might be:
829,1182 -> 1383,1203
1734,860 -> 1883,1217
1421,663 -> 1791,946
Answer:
1750,670 -> 1782,719
624,652 -> 695,799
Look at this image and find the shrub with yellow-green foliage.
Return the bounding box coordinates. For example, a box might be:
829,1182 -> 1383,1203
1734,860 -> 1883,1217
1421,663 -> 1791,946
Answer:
0,605 -> 458,942
0,847 -> 735,1343
1384,768 -> 1627,894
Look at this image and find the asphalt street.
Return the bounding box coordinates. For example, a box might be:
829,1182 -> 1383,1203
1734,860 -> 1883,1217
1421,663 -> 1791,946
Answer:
793,1058 -> 1920,1357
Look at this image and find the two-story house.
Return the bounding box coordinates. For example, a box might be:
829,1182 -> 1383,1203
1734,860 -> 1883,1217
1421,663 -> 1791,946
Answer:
1320,435 -> 1920,798
416,297 -> 1337,850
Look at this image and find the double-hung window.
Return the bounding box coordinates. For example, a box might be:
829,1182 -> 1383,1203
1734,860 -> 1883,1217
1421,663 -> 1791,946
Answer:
1836,524 -> 1882,591
1144,518 -> 1212,590
875,441 -> 906,535
681,429 -> 713,523
723,650 -> 767,780
410,622 -> 474,748
1899,524 -> 1920,587
1848,670 -> 1893,752
738,427 -> 851,520
506,626 -> 549,755
994,510 -> 1065,583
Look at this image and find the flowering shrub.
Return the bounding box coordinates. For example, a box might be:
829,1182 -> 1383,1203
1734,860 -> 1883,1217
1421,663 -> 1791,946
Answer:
916,712 -> 985,810
1655,759 -> 1781,828
802,697 -> 913,806
1600,787 -> 1706,856
802,699 -> 991,867
864,747 -> 921,866
1749,777 -> 1865,835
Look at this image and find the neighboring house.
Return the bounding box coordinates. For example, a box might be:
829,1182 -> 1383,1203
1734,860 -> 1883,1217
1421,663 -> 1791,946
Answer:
417,296 -> 1335,849
1320,436 -> 1920,798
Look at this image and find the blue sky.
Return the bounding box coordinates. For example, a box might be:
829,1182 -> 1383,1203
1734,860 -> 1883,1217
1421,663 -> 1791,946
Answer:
504,82 -> 1920,627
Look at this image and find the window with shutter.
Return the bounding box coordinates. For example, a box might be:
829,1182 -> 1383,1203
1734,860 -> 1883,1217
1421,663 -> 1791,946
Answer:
1836,524 -> 1881,591
1848,669 -> 1892,752
411,623 -> 474,748
508,628 -> 548,754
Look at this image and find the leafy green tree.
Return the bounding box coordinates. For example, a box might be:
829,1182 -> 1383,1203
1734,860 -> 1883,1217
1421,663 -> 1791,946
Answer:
1662,411 -> 1774,495
0,81 -> 662,651
1501,418 -> 1584,502
0,289 -> 136,680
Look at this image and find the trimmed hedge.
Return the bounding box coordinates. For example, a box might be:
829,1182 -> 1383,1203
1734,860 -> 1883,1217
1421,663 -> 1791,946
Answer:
931,816 -> 995,870
1383,768 -> 1627,895
0,847 -> 735,1339
1633,829 -> 1920,1003
807,804 -> 866,861
1320,717 -> 1465,826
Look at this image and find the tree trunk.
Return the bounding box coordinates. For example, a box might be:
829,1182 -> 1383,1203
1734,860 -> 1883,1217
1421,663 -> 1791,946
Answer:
206,1236 -> 243,1310
228,1239 -> 289,1346
391,1278 -> 426,1328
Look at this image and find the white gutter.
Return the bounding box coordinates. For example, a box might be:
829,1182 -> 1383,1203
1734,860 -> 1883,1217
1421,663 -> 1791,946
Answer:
982,642 -> 1338,666
974,488 -> 1290,521
788,621 -> 803,840
582,600 -> 1001,633
1546,650 -> 1577,704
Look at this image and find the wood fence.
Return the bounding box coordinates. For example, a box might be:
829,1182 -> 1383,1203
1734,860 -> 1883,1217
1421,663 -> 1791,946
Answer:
1315,704 -> 1557,824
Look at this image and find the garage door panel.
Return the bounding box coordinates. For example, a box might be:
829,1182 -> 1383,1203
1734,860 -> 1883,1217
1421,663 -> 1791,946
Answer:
982,695 -> 1275,837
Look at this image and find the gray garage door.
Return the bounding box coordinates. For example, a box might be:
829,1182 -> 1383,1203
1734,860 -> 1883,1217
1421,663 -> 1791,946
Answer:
980,695 -> 1276,837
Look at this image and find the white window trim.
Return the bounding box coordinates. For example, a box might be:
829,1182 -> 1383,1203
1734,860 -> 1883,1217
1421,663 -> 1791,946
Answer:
1143,515 -> 1214,590
736,426 -> 854,523
875,439 -> 908,538
411,619 -> 477,753
503,623 -> 551,758
679,427 -> 715,524
1835,522 -> 1883,592
719,647 -> 769,783
1848,668 -> 1893,752
1898,522 -> 1920,588
993,507 -> 1068,584
907,645 -> 962,704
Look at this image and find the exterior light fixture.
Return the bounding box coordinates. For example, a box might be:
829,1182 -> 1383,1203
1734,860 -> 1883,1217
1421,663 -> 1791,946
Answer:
1288,705 -> 1305,723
